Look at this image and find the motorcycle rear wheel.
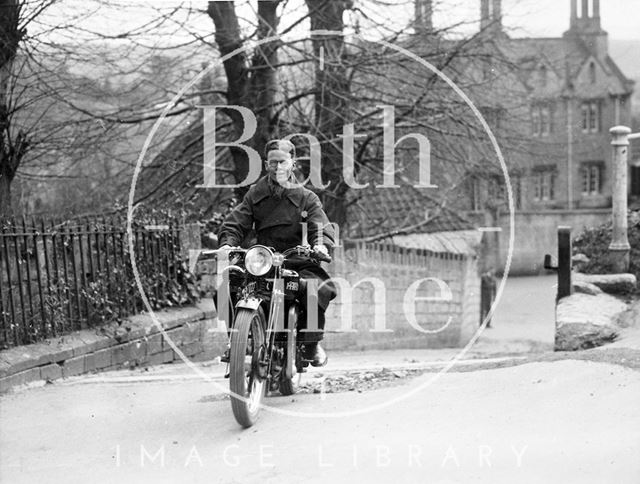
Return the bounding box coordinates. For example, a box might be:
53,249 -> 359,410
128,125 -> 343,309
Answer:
229,308 -> 266,428
279,332 -> 299,396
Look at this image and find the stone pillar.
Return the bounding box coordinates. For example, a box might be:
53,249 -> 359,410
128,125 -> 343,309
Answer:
608,126 -> 631,272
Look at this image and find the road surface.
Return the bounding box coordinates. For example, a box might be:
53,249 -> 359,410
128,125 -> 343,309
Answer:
1,357 -> 639,484
1,275 -> 639,483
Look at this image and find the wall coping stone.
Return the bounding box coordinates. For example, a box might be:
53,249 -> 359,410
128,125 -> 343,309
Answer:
0,302 -> 213,382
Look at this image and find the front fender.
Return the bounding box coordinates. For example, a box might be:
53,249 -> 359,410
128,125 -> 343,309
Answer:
236,297 -> 263,311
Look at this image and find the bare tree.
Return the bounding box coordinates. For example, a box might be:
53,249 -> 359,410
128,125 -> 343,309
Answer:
1,0 -> 539,234
206,0 -> 282,190
0,0 -> 32,215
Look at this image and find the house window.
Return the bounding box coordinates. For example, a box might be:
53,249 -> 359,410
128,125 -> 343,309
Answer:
540,65 -> 547,87
581,101 -> 600,133
541,106 -> 551,136
582,163 -> 603,195
532,103 -> 553,137
532,108 -> 541,136
480,107 -> 504,130
470,177 -> 482,211
511,175 -> 523,210
488,176 -> 505,203
589,62 -> 596,84
533,169 -> 555,201
482,61 -> 493,81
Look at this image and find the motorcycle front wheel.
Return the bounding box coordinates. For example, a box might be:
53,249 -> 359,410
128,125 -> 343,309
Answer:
229,307 -> 266,428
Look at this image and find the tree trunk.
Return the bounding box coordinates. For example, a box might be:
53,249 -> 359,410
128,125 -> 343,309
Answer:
249,0 -> 281,164
0,170 -> 11,216
207,1 -> 281,197
305,0 -> 353,227
0,0 -> 24,217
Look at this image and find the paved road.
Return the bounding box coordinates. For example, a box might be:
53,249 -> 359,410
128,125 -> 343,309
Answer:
1,356 -> 639,484
487,274 -> 556,345
2,275 -> 639,483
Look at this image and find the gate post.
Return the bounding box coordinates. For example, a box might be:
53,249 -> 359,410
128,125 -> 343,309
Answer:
557,226 -> 572,301
543,226 -> 572,301
609,126 -> 631,272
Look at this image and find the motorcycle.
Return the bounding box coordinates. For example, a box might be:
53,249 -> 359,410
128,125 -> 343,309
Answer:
200,244 -> 331,428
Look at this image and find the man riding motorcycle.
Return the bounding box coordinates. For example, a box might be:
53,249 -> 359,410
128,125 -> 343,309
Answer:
217,139 -> 336,367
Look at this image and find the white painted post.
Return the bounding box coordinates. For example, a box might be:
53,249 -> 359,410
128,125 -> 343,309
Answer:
609,126 -> 631,272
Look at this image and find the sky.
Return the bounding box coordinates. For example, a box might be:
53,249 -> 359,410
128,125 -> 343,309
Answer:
39,0 -> 640,42
37,0 -> 636,82
435,0 -> 640,40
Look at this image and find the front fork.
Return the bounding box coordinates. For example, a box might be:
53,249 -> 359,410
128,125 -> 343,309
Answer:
225,281 -> 300,383
285,305 -> 298,379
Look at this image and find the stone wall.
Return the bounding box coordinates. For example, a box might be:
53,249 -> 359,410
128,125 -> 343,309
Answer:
0,241 -> 482,392
469,209 -> 611,275
322,242 -> 481,350
0,302 -> 220,393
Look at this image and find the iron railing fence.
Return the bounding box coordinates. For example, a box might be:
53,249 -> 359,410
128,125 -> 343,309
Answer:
0,217 -> 183,349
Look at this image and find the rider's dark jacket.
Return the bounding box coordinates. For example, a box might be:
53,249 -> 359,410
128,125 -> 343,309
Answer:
218,175 -> 335,252
217,176 -> 337,334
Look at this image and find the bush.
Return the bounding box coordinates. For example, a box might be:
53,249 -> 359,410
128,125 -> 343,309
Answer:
573,210 -> 640,283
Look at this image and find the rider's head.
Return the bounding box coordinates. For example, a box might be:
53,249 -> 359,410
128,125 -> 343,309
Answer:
264,139 -> 296,186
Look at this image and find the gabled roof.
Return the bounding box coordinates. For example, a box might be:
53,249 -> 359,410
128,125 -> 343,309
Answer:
507,34 -> 633,96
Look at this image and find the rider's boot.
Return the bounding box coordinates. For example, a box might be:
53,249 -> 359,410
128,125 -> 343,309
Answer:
304,342 -> 328,367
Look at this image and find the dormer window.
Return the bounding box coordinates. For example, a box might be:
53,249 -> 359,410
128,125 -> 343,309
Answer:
540,65 -> 547,87
589,62 -> 596,84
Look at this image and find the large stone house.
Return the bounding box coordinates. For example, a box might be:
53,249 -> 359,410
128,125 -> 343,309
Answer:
411,0 -> 636,273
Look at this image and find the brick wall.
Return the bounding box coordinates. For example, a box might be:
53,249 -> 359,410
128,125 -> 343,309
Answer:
323,242 -> 480,350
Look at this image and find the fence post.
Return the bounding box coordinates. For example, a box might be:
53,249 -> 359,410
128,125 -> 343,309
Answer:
609,126 -> 631,273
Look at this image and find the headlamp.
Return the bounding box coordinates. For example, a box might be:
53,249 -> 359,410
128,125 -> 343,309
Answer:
245,246 -> 273,276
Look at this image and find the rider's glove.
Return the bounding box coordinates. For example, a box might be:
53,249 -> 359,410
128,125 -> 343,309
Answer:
313,244 -> 329,256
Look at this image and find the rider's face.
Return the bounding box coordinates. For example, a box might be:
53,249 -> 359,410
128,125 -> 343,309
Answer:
265,151 -> 294,183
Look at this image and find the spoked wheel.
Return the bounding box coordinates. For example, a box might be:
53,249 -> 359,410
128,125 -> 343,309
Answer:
229,308 -> 267,428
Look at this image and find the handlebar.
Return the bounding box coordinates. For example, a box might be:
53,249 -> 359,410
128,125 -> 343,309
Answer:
199,245 -> 331,263
283,245 -> 332,263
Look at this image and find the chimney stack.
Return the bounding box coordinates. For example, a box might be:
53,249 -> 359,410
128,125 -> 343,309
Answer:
415,0 -> 433,35
565,0 -> 607,58
581,0 -> 589,19
480,0 -> 502,32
